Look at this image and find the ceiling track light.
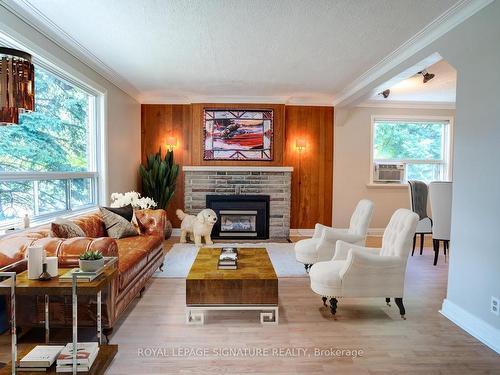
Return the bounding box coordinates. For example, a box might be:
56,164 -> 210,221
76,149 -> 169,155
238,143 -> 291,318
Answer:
418,69 -> 435,83
378,89 -> 390,99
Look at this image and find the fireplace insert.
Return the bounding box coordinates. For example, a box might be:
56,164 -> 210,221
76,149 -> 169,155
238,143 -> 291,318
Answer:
206,195 -> 270,240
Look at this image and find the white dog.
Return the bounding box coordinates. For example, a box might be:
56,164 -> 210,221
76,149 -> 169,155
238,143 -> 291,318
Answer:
176,209 -> 218,247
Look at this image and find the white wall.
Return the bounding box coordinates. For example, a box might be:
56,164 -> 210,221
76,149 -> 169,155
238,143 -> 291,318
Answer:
334,106 -> 455,229
0,5 -> 141,203
335,0 -> 500,351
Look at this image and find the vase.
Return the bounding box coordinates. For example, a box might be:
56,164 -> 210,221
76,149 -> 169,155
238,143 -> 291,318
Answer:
164,217 -> 173,239
79,258 -> 105,272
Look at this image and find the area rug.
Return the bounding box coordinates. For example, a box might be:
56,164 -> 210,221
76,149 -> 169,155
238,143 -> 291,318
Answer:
153,242 -> 307,278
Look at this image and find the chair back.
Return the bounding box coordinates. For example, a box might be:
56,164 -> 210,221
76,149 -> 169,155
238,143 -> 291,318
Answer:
380,209 -> 419,260
429,182 -> 453,241
348,199 -> 374,237
408,180 -> 429,220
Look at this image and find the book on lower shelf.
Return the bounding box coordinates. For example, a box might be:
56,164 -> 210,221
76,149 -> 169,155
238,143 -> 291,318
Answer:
18,345 -> 64,370
55,342 -> 99,372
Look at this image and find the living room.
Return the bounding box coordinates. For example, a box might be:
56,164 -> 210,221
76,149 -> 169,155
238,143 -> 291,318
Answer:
0,0 -> 499,374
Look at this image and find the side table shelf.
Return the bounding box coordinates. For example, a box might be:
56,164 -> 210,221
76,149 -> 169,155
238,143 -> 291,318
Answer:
0,257 -> 119,374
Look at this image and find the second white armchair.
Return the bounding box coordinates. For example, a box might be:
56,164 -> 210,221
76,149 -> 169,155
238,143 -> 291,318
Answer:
295,199 -> 374,272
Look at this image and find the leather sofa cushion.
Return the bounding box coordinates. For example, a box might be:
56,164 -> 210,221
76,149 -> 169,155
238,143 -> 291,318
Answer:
116,235 -> 163,290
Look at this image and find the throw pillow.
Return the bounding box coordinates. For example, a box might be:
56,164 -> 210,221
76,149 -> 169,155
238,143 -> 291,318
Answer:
51,217 -> 86,238
102,204 -> 134,222
100,207 -> 138,239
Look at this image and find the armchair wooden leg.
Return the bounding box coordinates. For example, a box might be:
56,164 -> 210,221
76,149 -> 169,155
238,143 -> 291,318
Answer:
395,297 -> 406,320
329,298 -> 338,315
412,234 -> 416,256
433,239 -> 439,266
420,233 -> 425,255
322,297 -> 327,306
385,298 -> 391,306
159,262 -> 164,272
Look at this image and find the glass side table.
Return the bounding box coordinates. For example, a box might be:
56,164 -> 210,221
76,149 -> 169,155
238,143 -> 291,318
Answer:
0,257 -> 119,374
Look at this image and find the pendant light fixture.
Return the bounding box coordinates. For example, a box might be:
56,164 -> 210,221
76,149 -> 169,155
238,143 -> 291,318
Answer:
0,47 -> 35,125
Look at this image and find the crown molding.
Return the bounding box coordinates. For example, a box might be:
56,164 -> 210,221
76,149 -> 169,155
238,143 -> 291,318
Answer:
333,0 -> 494,107
0,0 -> 141,101
140,94 -> 335,106
358,100 -> 456,110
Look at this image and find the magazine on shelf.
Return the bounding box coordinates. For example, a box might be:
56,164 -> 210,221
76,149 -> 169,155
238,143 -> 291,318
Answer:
19,345 -> 64,368
56,342 -> 99,366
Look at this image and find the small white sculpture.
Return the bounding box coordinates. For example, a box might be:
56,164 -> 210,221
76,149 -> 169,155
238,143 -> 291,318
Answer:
176,209 -> 218,247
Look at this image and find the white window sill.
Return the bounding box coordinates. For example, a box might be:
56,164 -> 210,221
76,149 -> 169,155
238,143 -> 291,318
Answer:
366,183 -> 409,189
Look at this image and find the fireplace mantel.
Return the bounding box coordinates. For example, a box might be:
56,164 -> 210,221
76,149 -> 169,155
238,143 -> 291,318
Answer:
182,166 -> 293,172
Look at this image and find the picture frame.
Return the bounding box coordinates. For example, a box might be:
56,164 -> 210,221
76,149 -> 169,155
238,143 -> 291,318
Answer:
203,109 -> 273,161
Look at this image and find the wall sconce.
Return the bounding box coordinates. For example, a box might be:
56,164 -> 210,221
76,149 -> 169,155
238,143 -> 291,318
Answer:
166,136 -> 178,151
295,138 -> 307,152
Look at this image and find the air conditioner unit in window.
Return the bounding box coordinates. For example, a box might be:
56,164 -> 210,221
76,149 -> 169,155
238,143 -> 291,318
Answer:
374,163 -> 405,183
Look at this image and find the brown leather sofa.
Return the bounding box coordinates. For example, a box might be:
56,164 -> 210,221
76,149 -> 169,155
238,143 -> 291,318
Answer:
0,209 -> 166,338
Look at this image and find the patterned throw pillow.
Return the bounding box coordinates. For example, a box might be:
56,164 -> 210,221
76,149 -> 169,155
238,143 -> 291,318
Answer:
100,207 -> 139,239
51,217 -> 86,238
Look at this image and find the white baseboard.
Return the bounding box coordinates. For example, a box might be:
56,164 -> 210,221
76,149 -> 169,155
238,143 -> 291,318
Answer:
289,229 -> 314,237
440,298 -> 500,354
288,228 -> 386,237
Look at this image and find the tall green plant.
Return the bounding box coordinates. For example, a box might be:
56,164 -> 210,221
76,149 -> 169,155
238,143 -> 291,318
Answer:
139,148 -> 179,210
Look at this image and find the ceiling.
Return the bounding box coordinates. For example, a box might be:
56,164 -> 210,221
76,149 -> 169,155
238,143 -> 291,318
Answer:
370,59 -> 457,104
5,0 -> 466,104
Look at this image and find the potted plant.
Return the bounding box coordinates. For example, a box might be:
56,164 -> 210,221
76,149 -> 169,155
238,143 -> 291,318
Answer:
79,250 -> 104,272
139,148 -> 179,239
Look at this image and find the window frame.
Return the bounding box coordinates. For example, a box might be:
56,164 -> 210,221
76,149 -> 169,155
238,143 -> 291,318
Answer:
369,115 -> 454,185
0,58 -> 104,230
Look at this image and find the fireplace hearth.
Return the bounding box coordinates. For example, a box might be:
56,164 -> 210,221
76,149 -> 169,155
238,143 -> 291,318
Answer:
207,195 -> 270,240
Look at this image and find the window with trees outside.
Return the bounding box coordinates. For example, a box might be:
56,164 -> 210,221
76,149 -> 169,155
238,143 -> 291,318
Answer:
0,65 -> 99,228
371,117 -> 452,184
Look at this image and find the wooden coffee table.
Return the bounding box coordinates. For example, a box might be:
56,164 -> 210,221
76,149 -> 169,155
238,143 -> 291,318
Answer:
186,248 -> 279,325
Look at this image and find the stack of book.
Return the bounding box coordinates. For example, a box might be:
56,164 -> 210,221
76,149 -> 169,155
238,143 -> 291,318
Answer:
218,247 -> 238,270
59,267 -> 104,282
55,342 -> 99,373
18,345 -> 64,372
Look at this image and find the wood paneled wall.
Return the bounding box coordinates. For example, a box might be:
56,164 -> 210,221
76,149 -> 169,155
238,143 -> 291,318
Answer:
284,106 -> 334,229
141,103 -> 333,228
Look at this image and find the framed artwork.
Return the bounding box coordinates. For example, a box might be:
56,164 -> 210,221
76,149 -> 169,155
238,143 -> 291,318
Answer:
203,109 -> 273,161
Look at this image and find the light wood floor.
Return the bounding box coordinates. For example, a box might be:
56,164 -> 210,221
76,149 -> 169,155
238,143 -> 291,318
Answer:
1,237 -> 498,373
104,237 -> 500,374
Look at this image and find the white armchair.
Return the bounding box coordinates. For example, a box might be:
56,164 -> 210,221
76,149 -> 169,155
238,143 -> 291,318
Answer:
295,199 -> 374,272
309,209 -> 419,319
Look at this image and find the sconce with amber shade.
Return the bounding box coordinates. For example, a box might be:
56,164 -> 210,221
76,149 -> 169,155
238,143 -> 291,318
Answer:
295,138 -> 307,152
166,136 -> 178,151
0,47 -> 35,125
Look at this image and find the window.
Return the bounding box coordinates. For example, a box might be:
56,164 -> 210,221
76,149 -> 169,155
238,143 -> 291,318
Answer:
371,116 -> 452,184
0,65 -> 99,228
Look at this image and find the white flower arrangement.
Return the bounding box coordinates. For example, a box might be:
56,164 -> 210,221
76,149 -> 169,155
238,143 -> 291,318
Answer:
110,191 -> 157,210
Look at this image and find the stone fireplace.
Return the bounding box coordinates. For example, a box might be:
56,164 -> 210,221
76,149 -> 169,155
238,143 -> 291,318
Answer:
183,166 -> 292,239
